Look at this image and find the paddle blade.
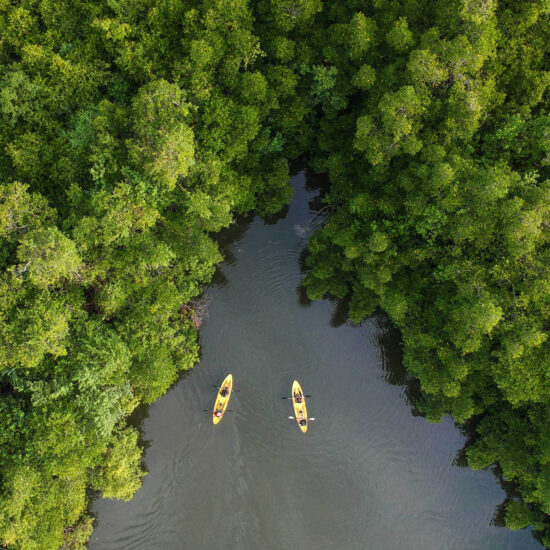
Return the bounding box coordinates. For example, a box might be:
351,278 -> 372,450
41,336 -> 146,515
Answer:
288,416 -> 294,419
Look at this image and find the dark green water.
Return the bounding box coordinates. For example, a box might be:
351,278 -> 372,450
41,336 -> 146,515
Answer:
90,173 -> 539,550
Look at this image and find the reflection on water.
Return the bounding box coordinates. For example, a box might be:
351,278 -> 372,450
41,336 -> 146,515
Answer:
373,313 -> 424,417
90,172 -> 539,550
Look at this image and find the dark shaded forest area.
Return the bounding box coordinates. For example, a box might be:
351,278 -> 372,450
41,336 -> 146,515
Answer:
0,1 -> 549,548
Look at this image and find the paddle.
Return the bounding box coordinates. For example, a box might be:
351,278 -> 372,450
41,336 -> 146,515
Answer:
288,416 -> 316,421
281,395 -> 311,399
212,385 -> 240,392
203,409 -> 233,412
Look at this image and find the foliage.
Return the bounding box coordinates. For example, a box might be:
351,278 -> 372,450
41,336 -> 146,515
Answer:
1,0 -> 550,547
300,0 -> 550,545
0,0 -> 309,547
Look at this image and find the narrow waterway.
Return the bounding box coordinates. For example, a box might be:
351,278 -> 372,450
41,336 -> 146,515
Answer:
90,173 -> 538,550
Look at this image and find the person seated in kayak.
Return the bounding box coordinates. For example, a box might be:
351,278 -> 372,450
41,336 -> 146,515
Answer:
299,418 -> 307,426
220,387 -> 229,397
214,407 -> 223,418
294,392 -> 303,403
297,409 -> 307,426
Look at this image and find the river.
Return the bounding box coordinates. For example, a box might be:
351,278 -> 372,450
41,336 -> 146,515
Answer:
90,173 -> 539,550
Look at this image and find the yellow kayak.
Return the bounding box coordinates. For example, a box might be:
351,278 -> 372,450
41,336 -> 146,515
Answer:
213,374 -> 233,425
292,380 -> 308,433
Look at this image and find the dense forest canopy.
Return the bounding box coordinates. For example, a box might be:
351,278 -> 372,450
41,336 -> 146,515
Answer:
0,0 -> 549,548
301,0 -> 550,542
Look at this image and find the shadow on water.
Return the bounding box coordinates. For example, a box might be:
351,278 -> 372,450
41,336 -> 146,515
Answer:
328,293 -> 351,328
453,417 -> 546,546
296,247 -> 313,308
262,204 -> 290,225
263,159 -> 325,226
293,167 -> 332,310
127,370 -> 193,463
304,163 -> 331,196
125,401 -> 153,469
371,311 -> 425,417
210,214 -> 254,287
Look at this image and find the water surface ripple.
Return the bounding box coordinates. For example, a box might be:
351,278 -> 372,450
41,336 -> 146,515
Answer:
90,173 -> 538,550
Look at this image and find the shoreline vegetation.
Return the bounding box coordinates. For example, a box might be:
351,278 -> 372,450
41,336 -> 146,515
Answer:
1,1 -> 549,548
